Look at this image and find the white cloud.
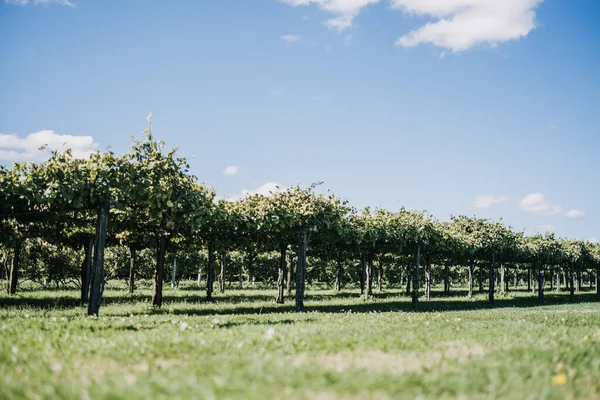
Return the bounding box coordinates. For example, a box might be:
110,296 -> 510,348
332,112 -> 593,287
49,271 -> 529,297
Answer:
392,0 -> 544,52
223,182 -> 284,201
281,34 -> 301,44
536,224 -> 556,233
280,0 -> 543,50
241,182 -> 282,197
519,193 -> 561,215
280,0 -> 380,32
325,15 -> 354,32
473,194 -> 511,209
565,209 -> 585,219
0,130 -> 97,162
5,0 -> 75,7
223,166 -> 239,176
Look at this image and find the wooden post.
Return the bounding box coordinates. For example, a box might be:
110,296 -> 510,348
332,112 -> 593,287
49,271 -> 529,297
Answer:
81,236 -> 93,303
405,263 -> 411,297
7,239 -> 22,295
468,259 -> 474,298
489,253 -> 495,305
500,264 -> 505,295
596,266 -> 600,301
335,259 -> 342,292
364,254 -> 373,299
443,261 -> 448,294
538,263 -> 544,304
88,204 -> 109,316
218,254 -> 226,293
295,230 -> 307,311
239,254 -> 243,289
151,234 -> 168,308
479,262 -> 484,293
377,260 -> 383,292
276,244 -> 286,304
287,253 -> 294,295
569,265 -> 575,301
128,245 -> 136,294
425,257 -> 431,300
412,243 -> 421,308
206,243 -> 215,300
171,257 -> 178,289
360,254 -> 366,295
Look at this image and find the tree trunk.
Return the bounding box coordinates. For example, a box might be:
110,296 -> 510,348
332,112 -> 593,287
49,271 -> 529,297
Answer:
81,236 -> 93,303
569,265 -> 575,301
527,268 -> 531,292
412,244 -> 421,308
364,254 -> 373,299
549,267 -> 554,291
377,260 -> 383,292
151,234 -> 168,308
444,262 -> 450,294
596,266 -> 600,301
239,255 -> 243,289
128,246 -> 136,294
489,253 -> 495,305
7,239 -> 22,295
538,263 -> 544,304
295,230 -> 307,311
576,269 -> 581,294
505,265 -> 509,293
499,264 -> 505,295
276,244 -> 286,304
406,263 -> 412,296
206,243 -> 215,300
468,259 -> 474,298
287,253 -> 294,295
219,254 -> 226,294
555,268 -> 560,292
88,204 -> 109,316
335,260 -> 342,292
425,258 -> 431,300
479,262 -> 484,293
360,254 -> 366,295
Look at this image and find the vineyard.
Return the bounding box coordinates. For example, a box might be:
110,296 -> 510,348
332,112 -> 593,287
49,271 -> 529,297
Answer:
1,122 -> 600,399
1,120 -> 599,315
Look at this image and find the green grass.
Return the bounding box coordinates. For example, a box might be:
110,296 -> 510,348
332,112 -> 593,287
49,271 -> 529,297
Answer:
1,282 -> 599,399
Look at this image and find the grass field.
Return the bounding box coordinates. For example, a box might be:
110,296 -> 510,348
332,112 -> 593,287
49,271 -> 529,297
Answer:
1,282 -> 599,400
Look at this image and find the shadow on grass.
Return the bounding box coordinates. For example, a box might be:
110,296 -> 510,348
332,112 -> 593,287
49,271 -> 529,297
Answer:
0,287 -> 598,316
164,293 -> 599,317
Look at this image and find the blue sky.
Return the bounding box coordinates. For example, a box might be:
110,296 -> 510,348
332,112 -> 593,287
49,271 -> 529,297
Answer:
1,0 -> 599,240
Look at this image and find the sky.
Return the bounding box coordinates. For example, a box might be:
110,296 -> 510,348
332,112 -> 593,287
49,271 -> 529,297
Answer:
0,0 -> 599,241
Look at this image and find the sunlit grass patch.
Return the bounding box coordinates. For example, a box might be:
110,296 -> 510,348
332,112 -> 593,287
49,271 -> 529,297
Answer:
0,284 -> 599,399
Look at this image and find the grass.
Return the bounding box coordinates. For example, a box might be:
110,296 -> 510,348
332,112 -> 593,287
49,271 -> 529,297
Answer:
1,282 -> 599,399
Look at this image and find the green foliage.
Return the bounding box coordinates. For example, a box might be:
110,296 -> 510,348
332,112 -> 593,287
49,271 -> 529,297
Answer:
1,116 -> 599,293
